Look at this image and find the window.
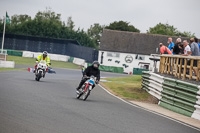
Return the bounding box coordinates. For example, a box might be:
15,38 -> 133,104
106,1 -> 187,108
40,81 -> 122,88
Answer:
135,54 -> 145,60
107,52 -> 120,58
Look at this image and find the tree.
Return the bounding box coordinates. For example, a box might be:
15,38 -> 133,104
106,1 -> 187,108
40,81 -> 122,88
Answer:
67,16 -> 75,31
87,23 -> 104,46
0,8 -> 97,48
11,14 -> 31,27
105,21 -> 140,32
35,8 -> 61,22
147,23 -> 195,38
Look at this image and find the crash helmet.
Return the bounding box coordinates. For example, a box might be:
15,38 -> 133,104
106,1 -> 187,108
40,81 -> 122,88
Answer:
92,61 -> 100,69
43,51 -> 48,57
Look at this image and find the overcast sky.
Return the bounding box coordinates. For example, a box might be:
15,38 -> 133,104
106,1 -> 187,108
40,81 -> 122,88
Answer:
0,0 -> 200,38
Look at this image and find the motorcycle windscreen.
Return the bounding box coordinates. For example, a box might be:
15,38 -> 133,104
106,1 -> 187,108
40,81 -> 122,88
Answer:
89,80 -> 94,84
40,60 -> 47,64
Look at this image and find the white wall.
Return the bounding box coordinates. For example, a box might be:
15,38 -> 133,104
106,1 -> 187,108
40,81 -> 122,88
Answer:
0,61 -> 15,68
98,50 -> 160,73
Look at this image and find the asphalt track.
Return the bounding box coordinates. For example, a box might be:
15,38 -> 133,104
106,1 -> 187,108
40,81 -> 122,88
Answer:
0,68 -> 199,133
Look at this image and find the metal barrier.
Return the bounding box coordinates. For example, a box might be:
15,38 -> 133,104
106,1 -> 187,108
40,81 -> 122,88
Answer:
159,55 -> 200,81
142,71 -> 200,120
0,50 -> 7,61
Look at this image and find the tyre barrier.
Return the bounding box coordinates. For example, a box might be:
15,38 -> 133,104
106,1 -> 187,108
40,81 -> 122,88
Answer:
142,71 -> 200,120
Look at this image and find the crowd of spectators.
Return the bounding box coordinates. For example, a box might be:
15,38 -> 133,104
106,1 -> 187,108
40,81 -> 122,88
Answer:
159,37 -> 200,76
159,37 -> 200,56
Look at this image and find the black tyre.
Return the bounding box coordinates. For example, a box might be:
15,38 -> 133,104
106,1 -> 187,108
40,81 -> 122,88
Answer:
36,71 -> 42,81
76,91 -> 83,99
82,87 -> 90,101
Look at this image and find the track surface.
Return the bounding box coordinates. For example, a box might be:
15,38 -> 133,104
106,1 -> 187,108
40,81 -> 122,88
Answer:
0,69 -> 199,133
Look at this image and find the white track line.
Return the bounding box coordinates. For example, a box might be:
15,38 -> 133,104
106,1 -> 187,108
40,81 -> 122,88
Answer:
98,84 -> 200,131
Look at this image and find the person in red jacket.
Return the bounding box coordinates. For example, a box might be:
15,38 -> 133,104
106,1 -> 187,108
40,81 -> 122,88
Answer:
159,43 -> 172,55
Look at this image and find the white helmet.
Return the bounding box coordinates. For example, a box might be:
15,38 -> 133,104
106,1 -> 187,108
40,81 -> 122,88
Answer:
43,51 -> 48,56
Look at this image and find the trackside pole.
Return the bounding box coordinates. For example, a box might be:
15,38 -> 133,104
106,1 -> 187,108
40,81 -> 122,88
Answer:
1,16 -> 6,54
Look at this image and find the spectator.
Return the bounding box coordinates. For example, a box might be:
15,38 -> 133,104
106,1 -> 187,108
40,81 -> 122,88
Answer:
190,38 -> 199,56
190,38 -> 199,75
159,43 -> 172,55
167,37 -> 175,54
173,38 -> 182,55
178,43 -> 184,54
182,40 -> 191,74
182,40 -> 191,56
194,37 -> 200,52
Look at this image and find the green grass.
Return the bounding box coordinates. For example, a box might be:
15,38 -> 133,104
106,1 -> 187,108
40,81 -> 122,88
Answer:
51,60 -> 79,69
8,56 -> 36,65
101,76 -> 151,101
0,55 -> 80,71
0,68 -> 25,71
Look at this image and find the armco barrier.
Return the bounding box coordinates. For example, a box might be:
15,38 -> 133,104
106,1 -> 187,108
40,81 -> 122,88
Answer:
33,52 -> 43,58
0,61 -> 15,68
99,65 -> 123,73
142,71 -> 200,120
73,58 -> 85,66
23,51 -> 70,62
48,54 -> 69,62
133,68 -> 149,75
68,57 -> 74,63
87,63 -> 124,73
2,49 -> 23,57
57,55 -> 70,62
22,51 -> 34,58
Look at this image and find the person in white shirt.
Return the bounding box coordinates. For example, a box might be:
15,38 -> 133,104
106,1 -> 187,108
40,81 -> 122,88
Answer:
182,40 -> 191,56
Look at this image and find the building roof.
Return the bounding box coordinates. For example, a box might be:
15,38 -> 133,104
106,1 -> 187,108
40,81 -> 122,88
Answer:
100,29 -> 189,55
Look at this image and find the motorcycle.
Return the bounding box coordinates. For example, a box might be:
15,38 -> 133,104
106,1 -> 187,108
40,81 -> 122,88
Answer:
35,60 -> 48,81
76,76 -> 96,101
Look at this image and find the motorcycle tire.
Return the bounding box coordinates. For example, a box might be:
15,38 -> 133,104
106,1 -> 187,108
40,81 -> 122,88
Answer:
36,71 -> 42,81
76,91 -> 83,99
82,87 -> 90,101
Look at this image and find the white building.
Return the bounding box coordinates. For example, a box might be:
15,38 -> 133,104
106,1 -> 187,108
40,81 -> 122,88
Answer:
98,29 -> 165,74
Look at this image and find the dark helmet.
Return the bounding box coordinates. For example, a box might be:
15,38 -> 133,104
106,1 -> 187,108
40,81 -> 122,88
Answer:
92,61 -> 100,69
43,51 -> 48,57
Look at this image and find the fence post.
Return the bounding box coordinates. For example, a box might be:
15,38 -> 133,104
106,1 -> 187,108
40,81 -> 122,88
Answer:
167,57 -> 171,74
159,56 -> 163,73
178,58 -> 183,79
189,59 -> 194,80
161,56 -> 165,73
175,58 -> 179,77
164,57 -> 168,73
171,58 -> 175,75
183,58 -> 187,80
196,60 -> 200,81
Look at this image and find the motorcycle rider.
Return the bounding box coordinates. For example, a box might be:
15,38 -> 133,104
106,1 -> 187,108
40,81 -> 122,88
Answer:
34,51 -> 51,74
76,61 -> 100,93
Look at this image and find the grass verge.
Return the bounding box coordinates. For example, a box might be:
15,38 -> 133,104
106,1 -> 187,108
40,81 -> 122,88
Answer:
5,55 -> 80,70
100,76 -> 156,103
0,68 -> 25,71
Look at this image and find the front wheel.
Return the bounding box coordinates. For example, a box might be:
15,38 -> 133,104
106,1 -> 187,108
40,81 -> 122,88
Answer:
76,91 -> 83,99
35,71 -> 42,81
82,86 -> 90,101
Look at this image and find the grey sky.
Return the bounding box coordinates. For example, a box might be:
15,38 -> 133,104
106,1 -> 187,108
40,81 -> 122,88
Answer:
0,0 -> 200,38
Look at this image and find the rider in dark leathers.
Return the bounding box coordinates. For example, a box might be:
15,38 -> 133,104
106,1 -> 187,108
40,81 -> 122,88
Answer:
76,61 -> 100,92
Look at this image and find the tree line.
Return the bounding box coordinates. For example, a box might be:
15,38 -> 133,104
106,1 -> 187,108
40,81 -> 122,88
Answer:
0,9 -> 195,49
